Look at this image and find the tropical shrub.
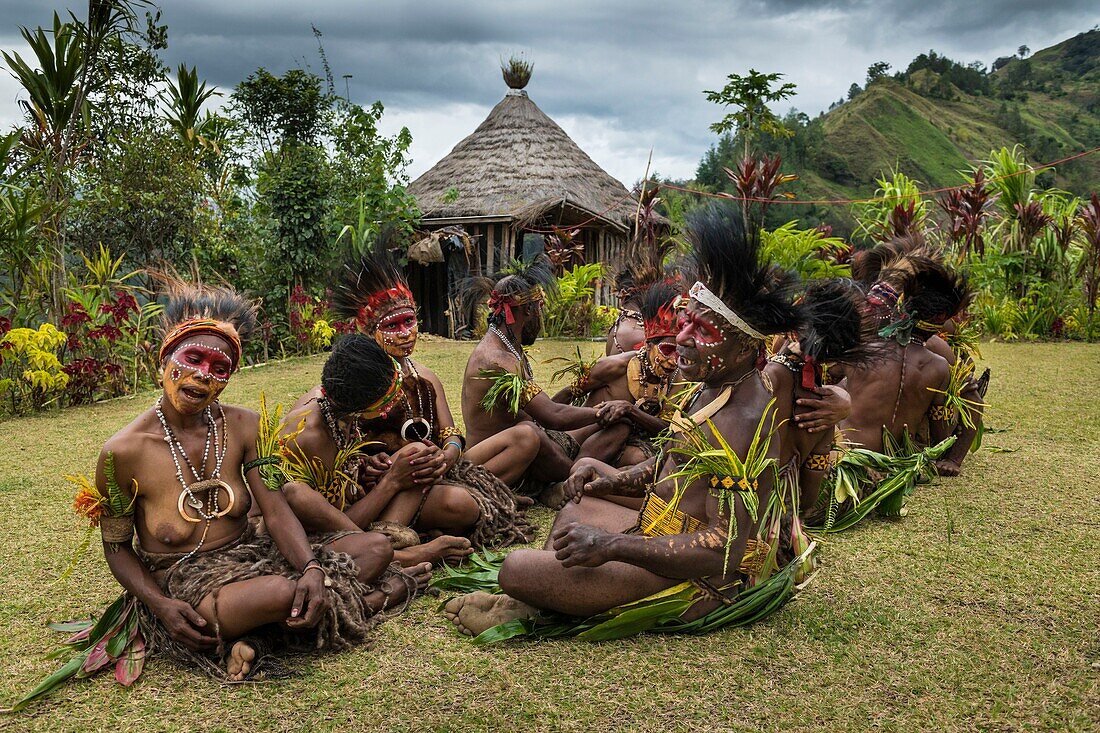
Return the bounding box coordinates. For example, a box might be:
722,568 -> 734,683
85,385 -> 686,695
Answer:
0,322 -> 69,413
760,221 -> 851,280
543,263 -> 606,338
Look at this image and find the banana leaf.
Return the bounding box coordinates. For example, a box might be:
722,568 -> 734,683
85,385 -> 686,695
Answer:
459,543 -> 816,645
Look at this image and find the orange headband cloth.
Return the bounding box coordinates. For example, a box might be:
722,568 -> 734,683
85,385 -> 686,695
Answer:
159,318 -> 243,370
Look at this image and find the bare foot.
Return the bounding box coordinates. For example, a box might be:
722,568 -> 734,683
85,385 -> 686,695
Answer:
443,591 -> 537,637
395,535 -> 473,566
226,640 -> 256,681
539,481 -> 568,510
514,495 -> 536,509
365,561 -> 433,614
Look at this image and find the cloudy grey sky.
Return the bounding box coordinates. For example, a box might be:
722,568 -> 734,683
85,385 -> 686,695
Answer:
1,1 -> 1097,184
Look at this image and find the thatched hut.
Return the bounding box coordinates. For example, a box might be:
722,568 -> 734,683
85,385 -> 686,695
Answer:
406,66 -> 642,338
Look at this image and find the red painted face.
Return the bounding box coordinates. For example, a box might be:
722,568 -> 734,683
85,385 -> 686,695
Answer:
162,338 -> 233,415
674,302 -> 740,382
374,307 -> 418,359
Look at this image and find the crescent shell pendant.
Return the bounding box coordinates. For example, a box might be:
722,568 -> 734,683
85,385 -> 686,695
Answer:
177,479 -> 236,522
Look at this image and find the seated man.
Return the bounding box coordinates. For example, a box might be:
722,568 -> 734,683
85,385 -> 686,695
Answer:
444,205 -> 810,638
552,280 -> 684,468
461,256 -> 600,501
843,252 -> 970,454
805,253 -> 971,531
852,236 -> 985,476
280,335 -> 498,563
763,279 -> 873,518
57,282 -> 429,690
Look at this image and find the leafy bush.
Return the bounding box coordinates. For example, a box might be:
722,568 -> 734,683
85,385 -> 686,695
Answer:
760,222 -> 851,280
0,322 -> 69,413
543,263 -> 606,338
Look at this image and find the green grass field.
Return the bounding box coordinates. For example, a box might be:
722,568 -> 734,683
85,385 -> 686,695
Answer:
1,339 -> 1098,732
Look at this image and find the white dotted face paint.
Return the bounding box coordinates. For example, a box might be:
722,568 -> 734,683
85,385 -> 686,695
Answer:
163,342 -> 232,415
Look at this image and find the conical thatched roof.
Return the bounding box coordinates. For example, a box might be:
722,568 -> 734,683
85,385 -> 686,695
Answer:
409,90 -> 637,231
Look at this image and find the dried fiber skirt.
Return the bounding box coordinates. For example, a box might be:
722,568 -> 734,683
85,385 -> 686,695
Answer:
446,459 -> 535,547
134,522 -> 384,679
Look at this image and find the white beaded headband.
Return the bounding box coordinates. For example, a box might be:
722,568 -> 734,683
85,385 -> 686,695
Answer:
688,281 -> 766,341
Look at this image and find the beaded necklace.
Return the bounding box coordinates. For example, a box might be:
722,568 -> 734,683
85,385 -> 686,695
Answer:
489,324 -> 533,379
155,396 -> 233,568
318,395 -> 359,452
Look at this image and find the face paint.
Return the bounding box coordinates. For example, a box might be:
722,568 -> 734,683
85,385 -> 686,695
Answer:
674,302 -> 744,383
647,338 -> 678,376
162,340 -> 232,415
374,307 -> 418,359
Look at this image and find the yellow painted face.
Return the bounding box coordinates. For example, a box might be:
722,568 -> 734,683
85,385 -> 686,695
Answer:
374,307 -> 418,359
161,336 -> 233,415
647,337 -> 678,376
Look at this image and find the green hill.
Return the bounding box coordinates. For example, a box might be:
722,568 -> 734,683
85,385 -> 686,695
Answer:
693,29 -> 1100,232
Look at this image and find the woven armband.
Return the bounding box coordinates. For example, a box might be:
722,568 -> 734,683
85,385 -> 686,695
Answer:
802,452 -> 831,471
929,405 -> 953,421
438,426 -> 465,449
243,455 -> 280,473
100,515 -> 135,544
518,381 -> 543,409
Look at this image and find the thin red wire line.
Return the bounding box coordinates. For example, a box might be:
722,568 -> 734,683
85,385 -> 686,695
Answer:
518,144 -> 1099,234
656,145 -> 1100,206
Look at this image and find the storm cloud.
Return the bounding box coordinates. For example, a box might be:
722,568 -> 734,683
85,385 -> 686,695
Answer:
1,1 -> 1096,183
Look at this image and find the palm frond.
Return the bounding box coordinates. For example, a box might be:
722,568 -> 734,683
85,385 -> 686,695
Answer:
927,359 -> 986,431
477,368 -> 527,416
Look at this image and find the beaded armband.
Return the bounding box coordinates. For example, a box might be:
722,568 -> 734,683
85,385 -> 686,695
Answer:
802,453 -> 831,471
518,381 -> 544,409
709,475 -> 758,492
438,426 -> 466,450
929,405 -> 953,421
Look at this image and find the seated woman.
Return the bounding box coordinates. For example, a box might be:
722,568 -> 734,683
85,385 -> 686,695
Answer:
306,244 -> 535,547
72,282 -> 430,683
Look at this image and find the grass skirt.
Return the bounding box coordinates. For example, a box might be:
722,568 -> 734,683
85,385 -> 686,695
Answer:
447,459 -> 535,547
134,522 -> 385,678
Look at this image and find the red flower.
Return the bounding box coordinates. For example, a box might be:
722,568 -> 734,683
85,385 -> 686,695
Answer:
0,315 -> 11,335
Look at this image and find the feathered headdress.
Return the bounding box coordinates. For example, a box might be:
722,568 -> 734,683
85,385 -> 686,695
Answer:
685,204 -> 804,340
640,279 -> 684,341
795,279 -> 880,388
851,232 -> 930,287
157,278 -> 257,370
612,237 -> 679,306
876,254 -> 972,343
331,231 -> 416,333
